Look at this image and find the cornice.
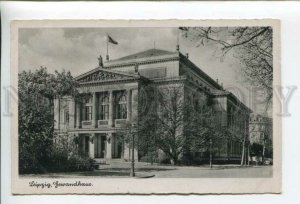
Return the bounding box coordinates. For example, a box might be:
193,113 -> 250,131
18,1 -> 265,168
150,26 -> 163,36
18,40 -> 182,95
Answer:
78,77 -> 142,87
104,56 -> 180,69
152,76 -> 187,85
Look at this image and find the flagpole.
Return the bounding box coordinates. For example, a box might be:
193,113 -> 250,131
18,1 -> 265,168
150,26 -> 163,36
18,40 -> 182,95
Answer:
176,28 -> 180,51
106,34 -> 109,61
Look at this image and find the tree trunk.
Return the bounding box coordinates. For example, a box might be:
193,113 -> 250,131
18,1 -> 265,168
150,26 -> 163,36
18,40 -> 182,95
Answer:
241,120 -> 247,166
241,140 -> 245,166
262,138 -> 266,165
247,144 -> 251,166
171,157 -> 178,165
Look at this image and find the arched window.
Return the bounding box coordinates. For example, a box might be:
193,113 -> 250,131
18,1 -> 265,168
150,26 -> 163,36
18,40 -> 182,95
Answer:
99,94 -> 109,120
116,93 -> 127,119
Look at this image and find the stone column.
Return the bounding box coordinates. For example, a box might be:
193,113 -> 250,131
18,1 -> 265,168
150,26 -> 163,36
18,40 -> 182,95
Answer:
89,133 -> 95,158
108,91 -> 114,127
76,102 -> 81,128
134,147 -> 138,162
127,89 -> 132,121
74,133 -> 79,154
69,99 -> 75,129
131,89 -> 138,121
92,92 -> 97,128
126,146 -> 138,162
54,98 -> 60,130
123,143 -> 130,161
106,133 -> 112,159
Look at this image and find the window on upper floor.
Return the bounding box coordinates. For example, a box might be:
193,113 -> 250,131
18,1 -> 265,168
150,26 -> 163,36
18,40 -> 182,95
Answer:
65,110 -> 69,124
115,92 -> 127,119
83,95 -> 93,121
84,106 -> 92,121
99,93 -> 109,120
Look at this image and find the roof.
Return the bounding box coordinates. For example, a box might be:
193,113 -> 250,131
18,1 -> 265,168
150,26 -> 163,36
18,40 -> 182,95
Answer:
111,49 -> 177,62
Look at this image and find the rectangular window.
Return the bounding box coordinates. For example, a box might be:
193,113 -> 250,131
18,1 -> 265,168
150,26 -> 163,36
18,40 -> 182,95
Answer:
116,104 -> 127,119
115,92 -> 127,119
65,110 -> 69,124
99,105 -> 109,120
84,106 -> 92,120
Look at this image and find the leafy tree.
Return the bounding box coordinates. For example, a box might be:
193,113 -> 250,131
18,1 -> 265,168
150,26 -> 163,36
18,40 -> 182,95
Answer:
18,67 -> 78,173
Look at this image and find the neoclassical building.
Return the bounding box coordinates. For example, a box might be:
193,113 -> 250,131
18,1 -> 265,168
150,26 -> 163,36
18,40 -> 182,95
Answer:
54,48 -> 251,163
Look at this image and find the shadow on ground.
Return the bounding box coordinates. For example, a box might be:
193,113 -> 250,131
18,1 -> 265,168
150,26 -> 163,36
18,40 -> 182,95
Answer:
100,167 -> 177,172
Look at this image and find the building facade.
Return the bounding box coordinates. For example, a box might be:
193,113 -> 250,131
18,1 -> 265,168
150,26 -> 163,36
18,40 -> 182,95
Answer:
54,48 -> 251,164
249,113 -> 273,160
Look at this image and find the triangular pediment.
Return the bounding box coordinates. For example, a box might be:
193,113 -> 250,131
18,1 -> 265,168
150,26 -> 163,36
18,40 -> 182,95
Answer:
76,68 -> 140,83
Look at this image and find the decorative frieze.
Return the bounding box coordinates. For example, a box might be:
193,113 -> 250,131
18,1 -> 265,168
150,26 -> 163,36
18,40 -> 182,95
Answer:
78,70 -> 127,83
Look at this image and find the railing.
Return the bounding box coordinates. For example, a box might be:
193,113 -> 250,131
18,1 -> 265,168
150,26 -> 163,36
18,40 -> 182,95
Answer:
82,120 -> 92,128
115,119 -> 127,127
98,120 -> 109,126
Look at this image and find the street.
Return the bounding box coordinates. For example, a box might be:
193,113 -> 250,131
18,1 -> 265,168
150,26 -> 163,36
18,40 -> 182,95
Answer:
21,162 -> 272,178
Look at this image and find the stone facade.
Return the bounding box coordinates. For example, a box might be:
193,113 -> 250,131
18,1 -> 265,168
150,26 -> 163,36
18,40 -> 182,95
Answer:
54,48 -> 251,163
249,113 -> 273,159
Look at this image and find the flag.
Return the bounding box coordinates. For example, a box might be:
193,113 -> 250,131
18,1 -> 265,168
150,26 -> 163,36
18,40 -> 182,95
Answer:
107,35 -> 118,45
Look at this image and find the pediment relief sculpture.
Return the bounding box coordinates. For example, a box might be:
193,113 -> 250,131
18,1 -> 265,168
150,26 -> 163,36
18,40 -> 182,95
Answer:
78,70 -> 128,83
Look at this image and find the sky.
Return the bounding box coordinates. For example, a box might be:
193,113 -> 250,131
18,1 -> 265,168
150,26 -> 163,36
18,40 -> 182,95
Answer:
18,27 -> 267,114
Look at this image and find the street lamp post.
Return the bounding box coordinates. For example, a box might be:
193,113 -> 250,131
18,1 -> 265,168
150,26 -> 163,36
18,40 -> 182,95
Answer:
209,138 -> 212,169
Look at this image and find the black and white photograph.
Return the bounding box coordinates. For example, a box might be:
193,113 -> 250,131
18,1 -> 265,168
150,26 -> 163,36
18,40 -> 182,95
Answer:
10,20 -> 281,194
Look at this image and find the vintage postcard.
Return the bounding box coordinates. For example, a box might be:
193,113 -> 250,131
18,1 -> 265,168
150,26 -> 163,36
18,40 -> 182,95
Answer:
10,19 -> 281,194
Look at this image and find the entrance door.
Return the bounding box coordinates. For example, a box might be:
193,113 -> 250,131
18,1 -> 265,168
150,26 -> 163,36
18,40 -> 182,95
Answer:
79,134 -> 90,156
84,136 -> 89,156
95,134 -> 106,158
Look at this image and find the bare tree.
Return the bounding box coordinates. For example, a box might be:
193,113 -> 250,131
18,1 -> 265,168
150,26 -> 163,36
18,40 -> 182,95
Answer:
180,27 -> 273,111
155,85 -> 186,165
154,85 -> 221,165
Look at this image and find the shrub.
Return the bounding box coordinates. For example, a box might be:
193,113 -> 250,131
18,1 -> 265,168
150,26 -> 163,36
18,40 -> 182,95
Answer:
66,155 -> 95,171
47,146 -> 95,173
